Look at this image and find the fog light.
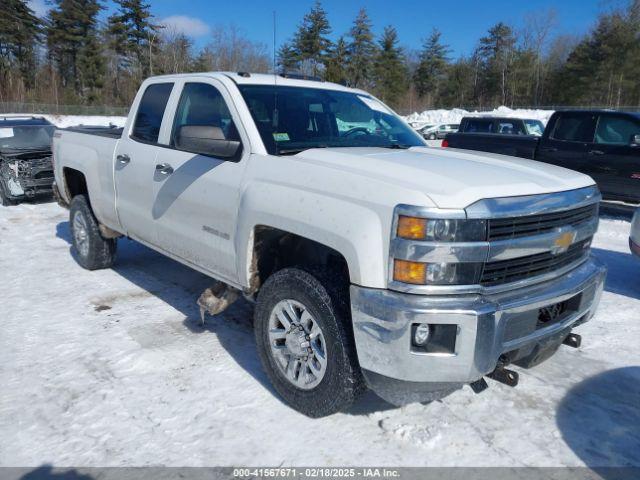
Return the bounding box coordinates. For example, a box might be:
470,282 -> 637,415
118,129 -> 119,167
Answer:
413,323 -> 431,346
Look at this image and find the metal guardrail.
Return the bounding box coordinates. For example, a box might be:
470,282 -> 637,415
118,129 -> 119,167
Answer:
0,102 -> 129,116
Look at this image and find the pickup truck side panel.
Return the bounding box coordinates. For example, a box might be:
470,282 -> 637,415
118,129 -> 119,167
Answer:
444,132 -> 538,159
54,131 -> 122,231
236,153 -> 434,289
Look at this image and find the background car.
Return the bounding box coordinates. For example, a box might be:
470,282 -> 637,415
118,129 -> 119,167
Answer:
631,208 -> 640,257
0,116 -> 55,206
420,123 -> 459,140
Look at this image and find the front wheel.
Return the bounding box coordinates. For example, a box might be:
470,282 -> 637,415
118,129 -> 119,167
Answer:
69,195 -> 117,270
254,268 -> 364,417
429,133 -> 437,140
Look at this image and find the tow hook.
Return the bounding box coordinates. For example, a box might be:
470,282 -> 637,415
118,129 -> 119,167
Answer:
487,366 -> 519,387
562,333 -> 582,348
469,378 -> 489,394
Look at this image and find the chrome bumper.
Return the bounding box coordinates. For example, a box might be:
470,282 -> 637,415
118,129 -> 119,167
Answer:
350,256 -> 606,384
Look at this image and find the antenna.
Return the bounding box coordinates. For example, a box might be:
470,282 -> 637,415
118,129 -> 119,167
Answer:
273,10 -> 279,154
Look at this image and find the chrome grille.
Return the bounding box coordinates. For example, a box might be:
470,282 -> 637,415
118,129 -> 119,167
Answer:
487,204 -> 598,241
481,238 -> 591,287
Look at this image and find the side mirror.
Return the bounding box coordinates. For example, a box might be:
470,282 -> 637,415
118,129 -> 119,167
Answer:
631,134 -> 640,147
175,125 -> 241,159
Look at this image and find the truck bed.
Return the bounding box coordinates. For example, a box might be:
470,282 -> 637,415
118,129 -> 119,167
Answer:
63,125 -> 124,139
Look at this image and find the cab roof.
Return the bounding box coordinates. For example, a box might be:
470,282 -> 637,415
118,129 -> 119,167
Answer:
146,71 -> 367,95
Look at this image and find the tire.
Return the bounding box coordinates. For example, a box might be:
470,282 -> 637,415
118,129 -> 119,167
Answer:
69,195 -> 117,270
0,180 -> 17,206
429,133 -> 437,140
254,267 -> 364,417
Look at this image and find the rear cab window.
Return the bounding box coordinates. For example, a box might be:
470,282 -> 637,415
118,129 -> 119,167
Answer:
550,113 -> 597,142
131,83 -> 174,143
463,119 -> 495,133
497,121 -> 525,135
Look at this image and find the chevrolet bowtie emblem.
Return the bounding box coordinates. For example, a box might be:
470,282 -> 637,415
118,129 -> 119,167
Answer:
551,231 -> 577,254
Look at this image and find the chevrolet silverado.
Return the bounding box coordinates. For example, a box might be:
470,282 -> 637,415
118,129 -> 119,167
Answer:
52,73 -> 607,417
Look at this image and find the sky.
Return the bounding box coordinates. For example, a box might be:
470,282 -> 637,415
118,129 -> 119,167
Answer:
28,0 -> 623,57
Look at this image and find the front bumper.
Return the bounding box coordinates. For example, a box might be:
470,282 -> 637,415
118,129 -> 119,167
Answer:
350,256 -> 606,386
1,157 -> 54,199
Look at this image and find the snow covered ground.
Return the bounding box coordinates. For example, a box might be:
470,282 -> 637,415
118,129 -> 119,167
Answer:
404,106 -> 554,129
1,201 -> 638,468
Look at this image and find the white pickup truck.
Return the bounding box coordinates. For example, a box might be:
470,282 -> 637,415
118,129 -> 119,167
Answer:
53,72 -> 607,417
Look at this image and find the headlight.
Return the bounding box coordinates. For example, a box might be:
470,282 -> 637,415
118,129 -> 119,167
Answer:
393,260 -> 482,285
397,216 -> 486,242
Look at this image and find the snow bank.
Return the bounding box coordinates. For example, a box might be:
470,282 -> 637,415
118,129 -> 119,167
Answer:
405,106 -> 555,128
2,113 -> 128,128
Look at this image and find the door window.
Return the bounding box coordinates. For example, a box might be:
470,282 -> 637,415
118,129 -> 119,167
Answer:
131,83 -> 174,143
171,82 -> 240,148
551,114 -> 597,142
595,115 -> 640,145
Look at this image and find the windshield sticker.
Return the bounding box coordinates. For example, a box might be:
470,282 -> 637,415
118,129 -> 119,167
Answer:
0,128 -> 14,138
357,96 -> 392,114
273,132 -> 290,142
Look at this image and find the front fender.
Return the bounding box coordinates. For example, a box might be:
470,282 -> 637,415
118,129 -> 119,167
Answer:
235,180 -> 388,288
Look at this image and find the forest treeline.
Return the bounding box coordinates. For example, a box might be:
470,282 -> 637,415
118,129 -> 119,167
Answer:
1,0 -> 639,113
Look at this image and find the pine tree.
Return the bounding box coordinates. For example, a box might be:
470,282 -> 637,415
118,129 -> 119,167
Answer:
47,0 -> 104,100
373,26 -> 408,107
477,22 -> 516,105
0,0 -> 41,91
413,29 -> 449,103
324,36 -> 348,84
107,0 -> 160,78
551,7 -> 640,106
78,31 -> 105,102
278,41 -> 299,72
439,57 -> 475,107
293,0 -> 332,76
346,8 -> 377,88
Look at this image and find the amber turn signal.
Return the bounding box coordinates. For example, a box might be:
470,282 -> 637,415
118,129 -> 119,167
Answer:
393,259 -> 427,284
397,215 -> 427,240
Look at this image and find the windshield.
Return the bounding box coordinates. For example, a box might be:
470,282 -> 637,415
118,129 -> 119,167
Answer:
238,85 -> 425,155
524,120 -> 545,136
0,125 -> 55,152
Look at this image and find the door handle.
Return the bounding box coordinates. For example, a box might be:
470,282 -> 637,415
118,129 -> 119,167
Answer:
588,150 -> 605,155
155,163 -> 174,175
540,147 -> 557,153
116,154 -> 130,165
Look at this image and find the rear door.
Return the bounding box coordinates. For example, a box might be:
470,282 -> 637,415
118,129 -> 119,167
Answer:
591,113 -> 640,203
535,112 -> 597,176
114,81 -> 174,241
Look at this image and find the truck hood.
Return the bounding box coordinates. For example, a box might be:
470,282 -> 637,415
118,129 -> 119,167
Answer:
292,146 -> 595,209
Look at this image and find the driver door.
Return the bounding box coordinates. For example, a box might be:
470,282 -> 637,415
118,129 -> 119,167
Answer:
150,79 -> 249,284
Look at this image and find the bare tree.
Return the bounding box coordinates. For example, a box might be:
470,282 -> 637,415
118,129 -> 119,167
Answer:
198,25 -> 270,73
522,9 -> 558,105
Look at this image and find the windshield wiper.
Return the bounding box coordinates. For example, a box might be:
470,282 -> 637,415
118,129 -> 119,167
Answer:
278,145 -> 330,155
380,144 -> 411,149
